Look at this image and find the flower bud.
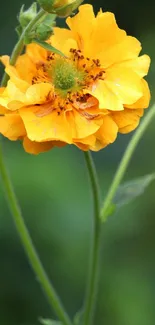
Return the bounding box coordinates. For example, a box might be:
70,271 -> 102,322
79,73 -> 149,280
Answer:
37,0 -> 83,16
53,0 -> 84,17
18,3 -> 37,29
37,0 -> 56,13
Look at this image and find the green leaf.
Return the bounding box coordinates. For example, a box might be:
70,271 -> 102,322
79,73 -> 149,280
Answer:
39,318 -> 62,325
101,173 -> 155,222
73,309 -> 83,325
113,173 -> 155,207
32,39 -> 66,57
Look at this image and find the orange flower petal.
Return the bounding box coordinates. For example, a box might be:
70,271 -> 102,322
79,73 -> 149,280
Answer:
51,27 -> 77,56
125,79 -> 150,109
98,36 -> 141,69
19,106 -> 72,143
94,115 -> 118,149
66,4 -> 95,53
105,67 -> 143,105
113,55 -> 150,78
111,108 -> 144,133
0,55 -> 10,66
67,109 -> 102,139
87,80 -> 123,110
15,54 -> 36,84
26,43 -> 47,63
4,82 -> 54,109
23,136 -> 66,154
88,12 -> 126,58
0,114 -> 26,140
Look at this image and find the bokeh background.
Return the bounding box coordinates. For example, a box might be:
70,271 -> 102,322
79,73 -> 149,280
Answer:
0,0 -> 155,324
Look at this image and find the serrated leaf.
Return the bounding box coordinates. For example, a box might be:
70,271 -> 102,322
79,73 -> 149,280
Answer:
32,39 -> 66,57
113,173 -> 155,207
39,318 -> 62,325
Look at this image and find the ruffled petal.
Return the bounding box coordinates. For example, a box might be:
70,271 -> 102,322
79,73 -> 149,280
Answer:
88,12 -> 126,58
26,43 -> 47,63
67,109 -> 102,139
125,79 -> 150,109
66,4 -> 95,54
0,55 -> 10,66
2,82 -> 54,110
93,115 -> 118,150
111,108 -> 144,133
105,67 -> 143,105
0,113 -> 26,140
113,55 -> 150,78
51,28 -> 77,56
87,80 -> 123,111
19,105 -> 72,143
15,54 -> 36,83
23,136 -> 66,154
98,36 -> 141,68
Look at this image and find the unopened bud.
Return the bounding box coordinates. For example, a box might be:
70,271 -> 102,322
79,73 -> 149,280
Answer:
37,0 -> 83,16
37,0 -> 55,13
53,0 -> 84,17
18,3 -> 37,29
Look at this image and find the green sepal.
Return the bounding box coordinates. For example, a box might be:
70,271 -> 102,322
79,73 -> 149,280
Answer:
15,25 -> 23,37
54,0 -> 84,17
24,13 -> 56,43
35,23 -> 53,41
18,3 -> 37,29
32,39 -> 66,57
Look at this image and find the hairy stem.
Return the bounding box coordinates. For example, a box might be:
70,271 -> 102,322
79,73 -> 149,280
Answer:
0,148 -> 72,325
83,151 -> 101,325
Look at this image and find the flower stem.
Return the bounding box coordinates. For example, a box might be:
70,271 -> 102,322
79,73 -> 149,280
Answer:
83,151 -> 101,325
1,8 -> 46,87
0,141 -> 72,325
101,104 -> 155,221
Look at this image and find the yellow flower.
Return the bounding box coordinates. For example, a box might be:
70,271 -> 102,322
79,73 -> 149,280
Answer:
0,4 -> 150,154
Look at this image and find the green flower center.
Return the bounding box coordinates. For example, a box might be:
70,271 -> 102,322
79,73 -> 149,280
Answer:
49,58 -> 85,95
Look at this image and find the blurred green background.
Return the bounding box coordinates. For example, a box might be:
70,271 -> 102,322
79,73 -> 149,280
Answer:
0,1 -> 155,325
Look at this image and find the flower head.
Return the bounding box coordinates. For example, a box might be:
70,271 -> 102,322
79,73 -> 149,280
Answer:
0,4 -> 150,154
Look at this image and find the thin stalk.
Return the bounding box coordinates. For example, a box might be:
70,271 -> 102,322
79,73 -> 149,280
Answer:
101,104 -> 155,221
83,151 -> 101,325
0,142 -> 72,325
1,9 -> 46,87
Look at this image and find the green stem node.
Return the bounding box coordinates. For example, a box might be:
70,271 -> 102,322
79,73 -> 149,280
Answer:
101,104 -> 155,221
